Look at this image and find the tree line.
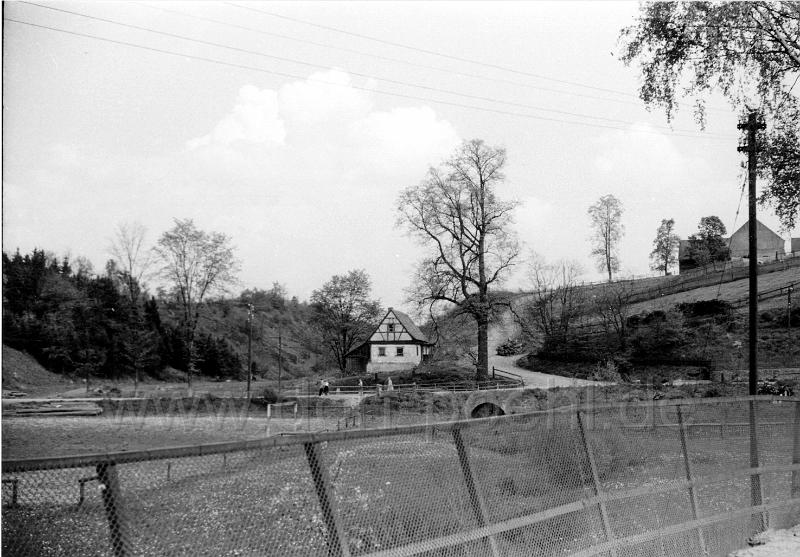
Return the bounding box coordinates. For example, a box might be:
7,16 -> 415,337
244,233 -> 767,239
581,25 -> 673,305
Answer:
1,248 -> 244,387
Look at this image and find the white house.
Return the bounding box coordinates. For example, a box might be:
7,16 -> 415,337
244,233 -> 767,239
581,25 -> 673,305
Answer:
345,308 -> 434,374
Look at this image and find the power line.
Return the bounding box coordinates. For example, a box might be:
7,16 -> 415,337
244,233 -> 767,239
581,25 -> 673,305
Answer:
138,1 -> 687,112
18,1 -> 733,135
5,17 -> 736,140
227,0 -> 732,114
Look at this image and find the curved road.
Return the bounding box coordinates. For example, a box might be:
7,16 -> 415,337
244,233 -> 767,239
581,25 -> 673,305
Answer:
487,310 -> 601,389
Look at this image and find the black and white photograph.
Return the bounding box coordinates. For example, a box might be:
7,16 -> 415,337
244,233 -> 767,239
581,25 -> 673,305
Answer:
2,2 -> 800,555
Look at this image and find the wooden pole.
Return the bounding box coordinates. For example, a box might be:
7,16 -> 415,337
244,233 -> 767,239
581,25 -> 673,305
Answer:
737,112 -> 765,396
577,411 -> 617,556
748,399 -> 767,533
791,402 -> 800,498
451,426 -> 501,557
304,442 -> 351,557
96,462 -> 130,557
677,406 -> 707,554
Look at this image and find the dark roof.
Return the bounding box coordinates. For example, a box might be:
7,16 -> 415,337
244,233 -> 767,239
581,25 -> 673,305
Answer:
391,309 -> 429,343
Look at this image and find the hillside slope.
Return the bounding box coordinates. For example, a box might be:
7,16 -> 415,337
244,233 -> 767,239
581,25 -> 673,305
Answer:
2,345 -> 76,397
628,268 -> 797,313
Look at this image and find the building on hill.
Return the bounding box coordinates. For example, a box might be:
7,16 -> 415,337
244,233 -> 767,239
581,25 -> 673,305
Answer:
345,308 -> 434,374
679,219 -> 786,273
726,220 -> 785,260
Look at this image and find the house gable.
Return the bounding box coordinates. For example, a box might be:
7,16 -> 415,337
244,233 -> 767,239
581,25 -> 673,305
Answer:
345,308 -> 433,373
368,308 -> 430,344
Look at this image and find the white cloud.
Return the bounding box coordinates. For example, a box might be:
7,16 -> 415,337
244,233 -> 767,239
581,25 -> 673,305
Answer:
350,106 -> 460,177
186,85 -> 285,150
5,69 -> 463,305
278,68 -> 373,125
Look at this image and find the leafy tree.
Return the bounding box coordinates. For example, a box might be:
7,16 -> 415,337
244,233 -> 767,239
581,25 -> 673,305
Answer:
619,2 -> 800,229
687,216 -> 730,270
155,219 -> 239,389
120,309 -> 160,394
649,218 -> 680,275
588,194 -> 624,282
310,269 -> 382,373
397,139 -> 520,382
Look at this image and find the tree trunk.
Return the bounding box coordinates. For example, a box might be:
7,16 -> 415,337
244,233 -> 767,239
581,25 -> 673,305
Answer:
476,313 -> 489,382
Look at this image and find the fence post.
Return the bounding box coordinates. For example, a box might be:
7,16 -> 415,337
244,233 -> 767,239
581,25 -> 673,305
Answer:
2,478 -> 19,508
96,461 -> 130,557
577,411 -> 617,557
304,442 -> 351,557
791,401 -> 800,498
451,425 -> 501,557
748,399 -> 767,533
677,406 -> 707,555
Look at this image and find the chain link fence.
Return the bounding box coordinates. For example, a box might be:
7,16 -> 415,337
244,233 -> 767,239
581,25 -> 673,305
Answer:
3,396 -> 800,556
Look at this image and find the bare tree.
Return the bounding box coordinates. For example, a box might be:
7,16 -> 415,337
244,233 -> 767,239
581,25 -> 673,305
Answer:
519,254 -> 586,345
398,139 -> 520,381
593,282 -> 634,348
649,218 -> 680,276
588,194 -> 624,282
155,219 -> 239,389
109,222 -> 154,303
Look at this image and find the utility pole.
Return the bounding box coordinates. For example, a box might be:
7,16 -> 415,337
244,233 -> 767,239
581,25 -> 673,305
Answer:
737,111 -> 766,396
277,332 -> 283,395
738,111 -> 767,534
246,304 -> 254,400
265,330 -> 284,396
789,284 -> 794,329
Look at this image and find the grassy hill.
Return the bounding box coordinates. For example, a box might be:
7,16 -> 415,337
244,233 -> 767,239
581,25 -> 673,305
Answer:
1,345 -> 77,397
432,264 -> 799,383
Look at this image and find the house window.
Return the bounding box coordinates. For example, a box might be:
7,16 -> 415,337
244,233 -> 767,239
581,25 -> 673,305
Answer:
378,347 -> 386,357
387,323 -> 395,333
396,347 -> 404,357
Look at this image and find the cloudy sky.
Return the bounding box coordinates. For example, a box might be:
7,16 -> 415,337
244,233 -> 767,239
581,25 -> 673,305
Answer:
3,1 -> 795,309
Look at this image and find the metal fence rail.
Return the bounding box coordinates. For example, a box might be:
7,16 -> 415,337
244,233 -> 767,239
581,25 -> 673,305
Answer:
3,396 -> 800,556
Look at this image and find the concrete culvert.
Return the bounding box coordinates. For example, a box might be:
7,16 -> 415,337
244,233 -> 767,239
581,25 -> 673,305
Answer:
470,402 -> 505,418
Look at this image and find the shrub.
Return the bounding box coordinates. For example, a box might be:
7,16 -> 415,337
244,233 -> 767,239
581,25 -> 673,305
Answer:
677,299 -> 733,318
496,338 -> 525,356
259,387 -> 279,404
591,359 -> 623,382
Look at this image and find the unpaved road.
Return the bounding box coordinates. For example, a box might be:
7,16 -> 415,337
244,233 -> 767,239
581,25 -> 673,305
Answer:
487,310 -> 601,388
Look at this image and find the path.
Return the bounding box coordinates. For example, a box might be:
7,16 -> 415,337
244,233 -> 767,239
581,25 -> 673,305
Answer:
487,309 -> 601,389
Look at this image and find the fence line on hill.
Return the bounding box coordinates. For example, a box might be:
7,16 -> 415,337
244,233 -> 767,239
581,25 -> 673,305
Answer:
3,396 -> 800,557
